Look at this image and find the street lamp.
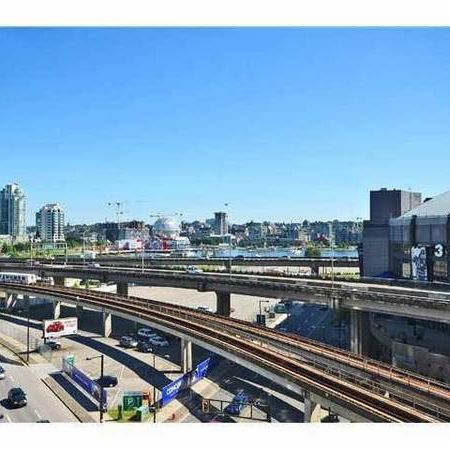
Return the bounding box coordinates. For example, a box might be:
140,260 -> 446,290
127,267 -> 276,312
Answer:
224,203 -> 232,278
29,236 -> 33,266
86,354 -> 105,423
258,300 -> 270,326
149,348 -> 157,423
330,223 -> 335,290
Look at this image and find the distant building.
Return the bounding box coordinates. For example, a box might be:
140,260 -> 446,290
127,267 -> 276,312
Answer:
362,188 -> 422,277
36,203 -> 65,242
214,211 -> 228,235
0,183 -> 26,241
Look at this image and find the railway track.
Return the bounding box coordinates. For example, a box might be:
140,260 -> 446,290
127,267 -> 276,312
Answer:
1,283 -> 446,423
21,283 -> 449,404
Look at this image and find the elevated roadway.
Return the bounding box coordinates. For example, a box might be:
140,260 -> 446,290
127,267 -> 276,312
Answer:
1,256 -> 359,269
0,262 -> 449,324
1,283 -> 449,423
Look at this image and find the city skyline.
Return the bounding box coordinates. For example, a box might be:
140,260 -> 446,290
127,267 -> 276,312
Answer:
2,28 -> 450,223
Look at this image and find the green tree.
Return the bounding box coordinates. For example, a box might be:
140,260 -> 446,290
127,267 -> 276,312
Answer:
305,246 -> 321,258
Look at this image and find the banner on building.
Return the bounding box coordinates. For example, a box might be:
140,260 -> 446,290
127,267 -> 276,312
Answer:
43,317 -> 78,338
411,246 -> 428,282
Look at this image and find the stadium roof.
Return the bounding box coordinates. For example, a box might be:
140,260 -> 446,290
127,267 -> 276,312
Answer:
402,190 -> 450,217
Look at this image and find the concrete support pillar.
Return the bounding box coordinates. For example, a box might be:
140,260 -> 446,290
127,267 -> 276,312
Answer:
216,291 -> 231,317
3,292 -> 18,309
54,276 -> 65,287
53,301 -> 61,319
303,392 -> 322,423
102,311 -> 112,338
76,305 -> 83,321
350,310 -> 370,356
117,282 -> 129,297
181,338 -> 193,373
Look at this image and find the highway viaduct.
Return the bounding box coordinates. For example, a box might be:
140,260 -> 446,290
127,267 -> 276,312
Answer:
1,262 -> 450,357
1,283 -> 448,423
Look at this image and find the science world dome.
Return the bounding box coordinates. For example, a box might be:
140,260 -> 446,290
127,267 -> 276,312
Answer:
152,216 -> 180,239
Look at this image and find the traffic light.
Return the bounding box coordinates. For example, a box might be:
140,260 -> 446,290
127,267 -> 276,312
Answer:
201,399 -> 209,413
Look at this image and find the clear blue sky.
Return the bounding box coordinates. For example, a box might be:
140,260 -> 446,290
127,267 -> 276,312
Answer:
1,27 -> 450,225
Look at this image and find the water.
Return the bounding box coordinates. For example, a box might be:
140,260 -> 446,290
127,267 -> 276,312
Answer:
207,247 -> 358,259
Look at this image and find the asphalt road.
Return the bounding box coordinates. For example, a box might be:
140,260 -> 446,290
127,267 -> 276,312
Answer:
0,348 -> 77,423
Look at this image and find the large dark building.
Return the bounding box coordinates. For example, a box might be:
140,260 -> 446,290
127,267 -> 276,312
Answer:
362,188 -> 422,277
390,191 -> 450,283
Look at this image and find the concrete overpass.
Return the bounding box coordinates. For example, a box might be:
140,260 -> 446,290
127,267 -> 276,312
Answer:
1,283 -> 447,423
1,262 -> 450,357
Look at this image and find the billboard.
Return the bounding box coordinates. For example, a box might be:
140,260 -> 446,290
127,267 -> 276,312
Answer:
411,246 -> 428,282
43,317 -> 78,338
62,357 -> 107,409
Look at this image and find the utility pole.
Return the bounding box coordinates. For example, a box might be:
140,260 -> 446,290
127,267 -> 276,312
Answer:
86,354 -> 105,423
224,203 -> 231,278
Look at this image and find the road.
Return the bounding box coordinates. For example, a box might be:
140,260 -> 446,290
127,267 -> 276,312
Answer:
0,346 -> 77,423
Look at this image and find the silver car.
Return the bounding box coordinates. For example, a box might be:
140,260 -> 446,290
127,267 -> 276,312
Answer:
120,336 -> 138,348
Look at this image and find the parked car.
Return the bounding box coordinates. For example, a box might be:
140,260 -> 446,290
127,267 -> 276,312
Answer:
0,365 -> 5,380
185,266 -> 203,274
196,306 -> 212,313
224,391 -> 249,415
137,328 -> 158,340
88,262 -> 101,268
149,336 -> 169,347
321,413 -> 339,423
8,388 -> 27,407
210,413 -> 235,423
45,339 -> 62,350
137,340 -> 153,353
95,375 -> 118,388
120,336 -> 138,348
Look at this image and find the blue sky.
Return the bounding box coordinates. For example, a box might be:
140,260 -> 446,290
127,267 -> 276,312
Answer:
1,27 -> 450,225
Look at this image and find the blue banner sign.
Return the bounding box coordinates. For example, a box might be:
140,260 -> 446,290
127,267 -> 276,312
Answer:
189,357 -> 211,385
160,373 -> 189,406
160,357 -> 212,407
62,357 -> 107,409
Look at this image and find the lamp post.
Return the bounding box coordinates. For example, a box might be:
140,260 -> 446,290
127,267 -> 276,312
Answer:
149,348 -> 157,423
224,203 -> 231,278
258,300 -> 270,326
330,223 -> 335,290
29,237 -> 33,266
26,301 -> 30,363
86,354 -> 105,423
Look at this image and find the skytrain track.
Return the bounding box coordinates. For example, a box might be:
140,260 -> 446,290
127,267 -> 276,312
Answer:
1,282 -> 448,422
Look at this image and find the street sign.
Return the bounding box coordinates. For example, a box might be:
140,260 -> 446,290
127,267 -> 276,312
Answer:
123,392 -> 143,411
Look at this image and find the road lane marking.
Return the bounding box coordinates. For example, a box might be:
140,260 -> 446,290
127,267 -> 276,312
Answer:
34,409 -> 42,420
5,415 -> 11,422
9,375 -> 15,382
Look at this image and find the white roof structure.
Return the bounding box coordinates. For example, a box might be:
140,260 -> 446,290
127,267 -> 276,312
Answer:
402,190 -> 450,218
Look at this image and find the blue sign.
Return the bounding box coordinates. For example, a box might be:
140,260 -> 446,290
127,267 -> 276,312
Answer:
190,357 -> 211,385
160,373 -> 189,406
160,357 -> 212,407
62,357 -> 107,409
